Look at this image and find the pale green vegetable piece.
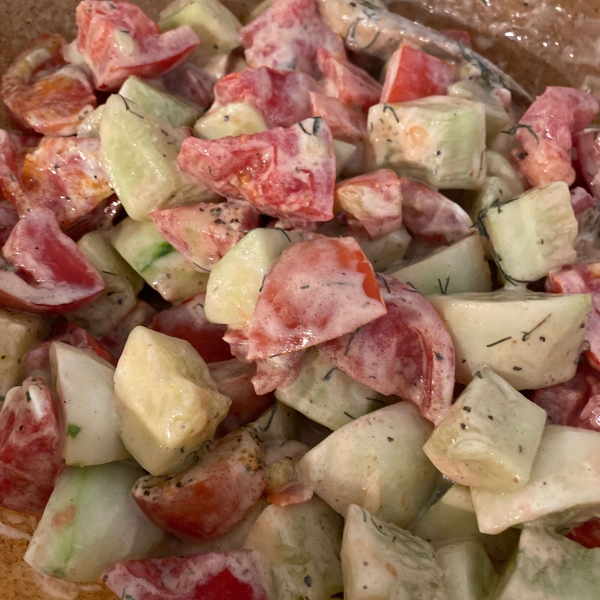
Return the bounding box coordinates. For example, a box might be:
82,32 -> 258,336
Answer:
114,327 -> 231,475
358,226 -> 412,272
342,504 -> 448,600
253,402 -> 300,443
470,176 -> 513,224
297,402 -> 439,526
76,105 -> 104,138
24,462 -> 164,582
194,102 -> 267,139
423,367 -> 547,492
333,139 -> 358,177
366,97 -> 486,189
486,150 -> 525,197
428,290 -> 591,389
244,497 -> 344,600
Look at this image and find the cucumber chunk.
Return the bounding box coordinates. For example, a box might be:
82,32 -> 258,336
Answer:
358,226 -> 412,272
23,462 -> 164,582
297,402 -> 439,526
253,402 -> 300,442
366,97 -> 486,190
50,342 -> 129,467
470,176 -> 513,225
423,367 -> 547,493
76,105 -> 104,139
194,102 -> 267,139
390,235 -> 492,295
110,218 -> 209,302
428,290 -> 591,389
333,139 -> 358,178
486,150 -> 525,197
275,347 -> 387,430
114,326 -> 231,475
342,504 -> 448,600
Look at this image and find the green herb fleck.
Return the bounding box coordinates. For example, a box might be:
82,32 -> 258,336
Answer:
67,424 -> 81,438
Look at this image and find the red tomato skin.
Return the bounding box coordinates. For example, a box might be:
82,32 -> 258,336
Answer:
214,68 -> 319,129
309,92 -> 366,142
132,427 -> 267,541
151,293 -> 232,364
0,377 -> 66,515
64,195 -> 123,242
575,128 -> 600,200
102,551 -> 269,600
380,42 -> 454,104
439,29 -> 472,47
567,518 -> 600,549
76,1 -> 199,91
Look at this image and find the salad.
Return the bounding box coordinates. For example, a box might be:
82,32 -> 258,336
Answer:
0,0 -> 600,598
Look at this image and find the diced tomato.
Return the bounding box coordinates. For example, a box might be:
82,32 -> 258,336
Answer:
64,195 -> 123,242
380,42 -> 454,104
151,293 -> 232,363
101,299 -> 156,357
151,201 -> 259,273
239,0 -> 345,78
252,350 -> 305,395
214,68 -> 319,129
247,236 -> 386,360
513,87 -> 598,187
439,29 -> 472,48
575,128 -> 600,200
76,1 -> 199,91
178,118 -> 336,222
0,200 -> 17,246
209,359 -> 275,437
1,34 -> 96,136
335,169 -> 402,238
163,63 -> 215,111
0,377 -> 66,515
222,328 -> 252,364
0,207 -> 104,314
318,275 -> 455,425
309,92 -> 366,142
316,47 -> 381,112
567,518 -> 600,549
132,427 -> 267,541
577,393 -> 600,432
400,177 -> 472,244
102,551 -> 269,600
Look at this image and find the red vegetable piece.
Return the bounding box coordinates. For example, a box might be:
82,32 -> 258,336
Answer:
214,67 -> 319,129
309,92 -> 366,142
132,427 -> 267,541
76,0 -> 199,91
209,359 -> 275,437
316,47 -> 381,112
400,177 -> 472,244
101,299 -> 156,357
514,87 -> 599,187
380,42 -> 454,104
1,34 -> 96,136
247,236 -> 386,360
0,207 -> 104,314
439,29 -> 472,48
567,518 -> 600,549
252,350 -> 305,395
240,0 -> 344,78
0,200 -> 17,246
64,195 -> 123,242
577,392 -> 600,432
102,551 -> 269,600
575,128 -> 600,200
151,292 -> 232,363
151,201 -> 259,272
0,377 -> 66,515
163,63 -> 215,111
318,275 -> 455,425
335,169 -> 402,238
178,119 -> 336,222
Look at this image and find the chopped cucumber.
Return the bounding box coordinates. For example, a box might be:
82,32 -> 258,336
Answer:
275,348 -> 387,430
110,218 -> 209,303
244,497 -> 344,600
486,150 -> 525,197
333,139 -> 358,178
24,462 -> 164,582
470,176 -> 513,225
114,326 -> 231,475
423,367 -> 547,493
205,228 -> 303,328
253,402 -> 300,442
119,76 -> 200,129
0,308 -> 43,396
357,226 -> 412,272
194,102 -> 267,139
427,290 -> 591,389
481,182 -> 578,283
366,97 -> 487,190
50,342 -> 129,467
297,402 -> 439,526
389,235 -> 492,295
76,105 -> 104,138
472,425 -> 600,534
342,504 -> 448,600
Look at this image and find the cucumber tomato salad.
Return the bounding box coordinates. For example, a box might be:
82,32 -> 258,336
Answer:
1,0 -> 600,598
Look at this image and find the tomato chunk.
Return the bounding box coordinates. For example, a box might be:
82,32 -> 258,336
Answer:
0,201 -> 17,246
253,350 -> 304,395
1,34 -> 96,136
318,275 -> 455,425
102,551 -> 269,600
0,207 -> 104,314
76,1 -> 199,91
132,427 -> 266,541
64,195 -> 122,242
575,128 -> 600,200
101,299 -> 156,357
567,518 -> 600,549
247,236 -> 386,360
214,68 -> 318,129
513,87 -> 598,187
380,42 -> 454,104
178,118 -> 336,222
309,92 -> 366,142
151,293 -> 232,364
0,377 -> 66,515
239,0 -> 344,78
163,63 -> 215,111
